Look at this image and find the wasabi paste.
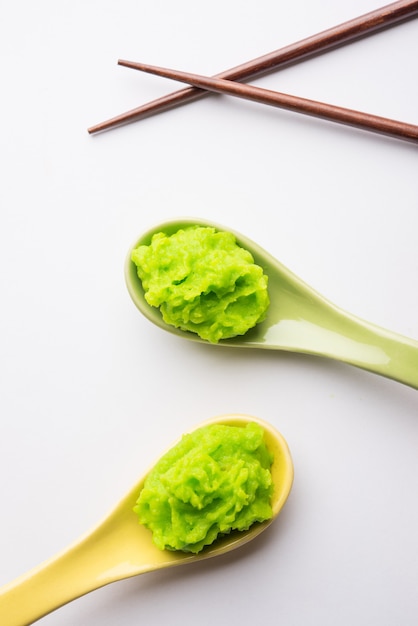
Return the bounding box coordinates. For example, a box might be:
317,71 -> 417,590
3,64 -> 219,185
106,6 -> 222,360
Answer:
134,422 -> 274,554
131,226 -> 269,343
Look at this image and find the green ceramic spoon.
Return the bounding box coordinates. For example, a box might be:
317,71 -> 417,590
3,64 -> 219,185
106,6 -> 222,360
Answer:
125,218 -> 418,390
0,414 -> 293,626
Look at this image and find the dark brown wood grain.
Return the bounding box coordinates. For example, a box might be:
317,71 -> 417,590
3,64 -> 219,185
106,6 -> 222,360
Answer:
118,60 -> 418,143
88,0 -> 418,134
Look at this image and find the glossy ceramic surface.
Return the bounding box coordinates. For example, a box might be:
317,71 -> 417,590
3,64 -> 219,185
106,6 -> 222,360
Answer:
126,218 -> 418,389
0,415 -> 293,626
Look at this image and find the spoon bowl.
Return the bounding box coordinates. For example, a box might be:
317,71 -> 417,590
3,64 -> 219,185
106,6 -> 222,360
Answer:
0,414 -> 293,626
126,218 -> 418,389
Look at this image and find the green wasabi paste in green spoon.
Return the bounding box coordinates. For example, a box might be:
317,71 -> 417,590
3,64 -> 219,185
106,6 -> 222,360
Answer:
126,218 -> 418,390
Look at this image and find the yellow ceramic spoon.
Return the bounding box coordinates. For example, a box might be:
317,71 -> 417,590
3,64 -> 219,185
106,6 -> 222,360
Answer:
0,415 -> 293,626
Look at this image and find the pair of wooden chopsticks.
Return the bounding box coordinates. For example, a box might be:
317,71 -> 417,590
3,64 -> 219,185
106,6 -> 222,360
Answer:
88,0 -> 418,143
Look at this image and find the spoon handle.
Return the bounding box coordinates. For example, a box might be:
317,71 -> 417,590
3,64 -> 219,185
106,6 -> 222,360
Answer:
254,246 -> 418,389
0,513 -> 148,626
0,527 -> 115,626
276,299 -> 418,389
325,311 -> 417,388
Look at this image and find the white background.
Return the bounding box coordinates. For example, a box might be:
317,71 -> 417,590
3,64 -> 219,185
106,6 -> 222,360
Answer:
1,1 -> 417,624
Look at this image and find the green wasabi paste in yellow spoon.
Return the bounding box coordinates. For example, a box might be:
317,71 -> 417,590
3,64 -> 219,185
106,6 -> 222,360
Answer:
135,421 -> 274,554
0,415 -> 293,626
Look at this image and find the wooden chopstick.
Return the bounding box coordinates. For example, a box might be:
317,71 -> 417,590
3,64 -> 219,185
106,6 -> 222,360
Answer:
88,0 -> 418,134
117,60 -> 418,143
